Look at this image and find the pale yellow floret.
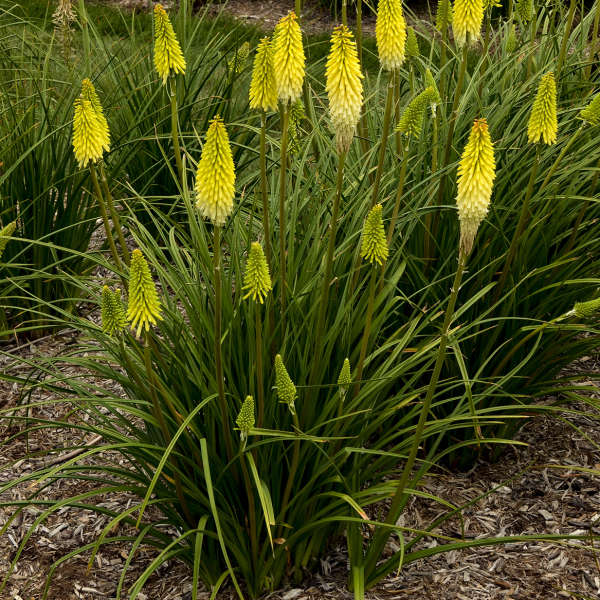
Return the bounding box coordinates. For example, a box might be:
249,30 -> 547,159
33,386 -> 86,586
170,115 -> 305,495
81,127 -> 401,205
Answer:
326,25 -> 364,154
195,116 -> 236,225
154,4 -> 186,84
249,37 -> 278,112
72,97 -> 108,167
453,0 -> 484,46
272,12 -> 305,105
527,72 -> 558,145
376,0 -> 407,71
456,118 -> 496,255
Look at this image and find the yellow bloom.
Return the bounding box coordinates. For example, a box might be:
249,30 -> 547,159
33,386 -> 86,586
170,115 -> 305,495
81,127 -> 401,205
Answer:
81,78 -> 110,153
101,286 -> 128,336
243,242 -> 272,303
376,0 -> 407,71
436,0 -> 454,30
0,221 -> 16,262
72,97 -> 108,167
456,118 -> 495,255
579,93 -> 600,126
406,26 -> 420,58
195,116 -> 236,225
527,72 -> 558,145
361,204 -> 389,265
272,11 -> 305,105
326,25 -> 364,154
127,249 -> 162,337
396,86 -> 439,138
154,4 -> 186,84
453,0 -> 484,46
236,395 -> 255,440
274,354 -> 296,412
337,358 -> 352,395
573,297 -> 600,318
249,37 -> 278,112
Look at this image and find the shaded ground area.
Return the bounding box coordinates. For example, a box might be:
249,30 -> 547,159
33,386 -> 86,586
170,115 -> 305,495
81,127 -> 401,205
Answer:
1,331 -> 599,599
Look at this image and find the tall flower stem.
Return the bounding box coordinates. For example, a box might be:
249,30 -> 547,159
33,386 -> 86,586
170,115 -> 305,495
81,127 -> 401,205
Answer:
429,42 -> 469,264
363,250 -> 467,580
213,225 -> 234,462
99,163 -> 130,266
239,450 -> 259,565
386,145 -> 408,245
278,105 -> 290,335
424,111 -> 440,259
310,150 -> 347,386
342,0 -> 348,26
584,0 -> 600,81
539,126 -> 582,193
356,0 -> 363,64
354,265 -> 378,398
255,305 -> 265,428
260,112 -> 276,349
395,71 -> 402,156
371,73 -> 396,207
77,0 -> 91,75
492,148 -> 540,306
527,15 -> 537,79
277,410 -> 301,536
89,163 -> 122,271
168,75 -> 185,188
556,0 -> 577,80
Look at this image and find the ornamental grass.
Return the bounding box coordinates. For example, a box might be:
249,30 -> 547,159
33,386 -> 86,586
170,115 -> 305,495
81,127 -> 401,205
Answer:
1,1 -> 600,599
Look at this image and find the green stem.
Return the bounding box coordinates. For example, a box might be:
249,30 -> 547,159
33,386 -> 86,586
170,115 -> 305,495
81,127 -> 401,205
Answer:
492,148 -> 540,306
354,264 -> 378,398
539,126 -> 581,193
213,226 -> 234,462
342,0 -> 348,26
527,15 -> 536,80
584,0 -> 600,80
424,110 -> 439,261
364,250 -> 467,581
556,0 -> 577,80
279,106 -> 290,337
99,163 -> 130,266
277,411 -> 301,535
395,71 -> 402,157
77,0 -> 91,75
169,75 -> 184,188
356,0 -> 363,65
255,305 -> 264,428
295,0 -> 302,17
386,145 -> 408,246
89,163 -> 122,271
371,73 -> 395,208
310,150 -> 347,386
240,452 -> 259,566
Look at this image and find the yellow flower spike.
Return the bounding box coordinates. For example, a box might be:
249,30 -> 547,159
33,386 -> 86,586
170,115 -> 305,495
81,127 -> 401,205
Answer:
573,297 -> 600,319
249,37 -> 278,112
453,0 -> 484,46
101,286 -> 128,336
272,11 -> 305,105
337,358 -> 352,394
153,3 -> 186,84
361,204 -> 389,266
456,118 -> 496,256
406,26 -> 420,58
376,0 -> 407,71
326,25 -> 364,155
127,249 -> 162,337
274,354 -> 296,412
515,0 -> 533,22
195,115 -> 236,225
72,97 -> 108,167
436,0 -> 454,30
81,78 -> 110,153
236,395 -> 255,440
579,93 -> 600,126
0,221 -> 17,262
228,41 -> 250,75
243,242 -> 272,303
527,72 -> 558,145
396,86 -> 439,138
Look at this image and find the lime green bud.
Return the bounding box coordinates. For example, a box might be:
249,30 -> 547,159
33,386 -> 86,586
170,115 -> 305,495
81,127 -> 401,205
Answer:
127,249 -> 162,337
573,297 -> 600,318
579,94 -> 600,126
396,86 -> 439,138
505,22 -> 518,53
527,72 -> 558,145
101,286 -> 128,336
236,395 -> 255,440
361,204 -> 389,266
515,0 -> 533,22
406,27 -> 420,58
228,41 -> 250,75
243,242 -> 272,303
275,354 -> 296,412
0,221 -> 16,262
424,69 -> 441,115
483,0 -> 501,9
337,358 -> 352,395
153,4 -> 186,84
436,0 -> 453,30
288,98 -> 305,155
